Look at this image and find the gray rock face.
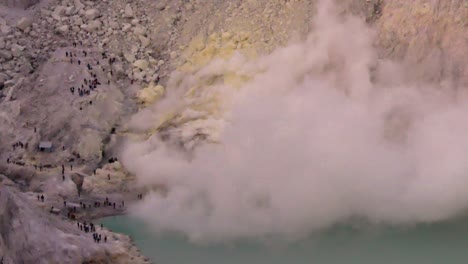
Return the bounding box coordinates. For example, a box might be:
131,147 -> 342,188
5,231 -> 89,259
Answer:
0,176 -> 151,264
0,0 -> 39,9
0,180 -> 97,264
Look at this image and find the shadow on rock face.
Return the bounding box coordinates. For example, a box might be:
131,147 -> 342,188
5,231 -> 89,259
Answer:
71,172 -> 84,194
0,0 -> 39,9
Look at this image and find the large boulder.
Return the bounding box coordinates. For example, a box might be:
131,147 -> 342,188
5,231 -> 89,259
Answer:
137,82 -> 165,105
0,50 -> 12,60
124,4 -> 134,18
56,25 -> 69,34
10,43 -> 25,57
84,8 -> 99,20
51,5 -> 66,20
16,17 -> 32,31
133,59 -> 149,70
86,20 -> 101,32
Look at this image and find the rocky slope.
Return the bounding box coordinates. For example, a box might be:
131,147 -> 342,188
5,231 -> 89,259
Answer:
0,175 -> 149,264
0,0 -> 466,262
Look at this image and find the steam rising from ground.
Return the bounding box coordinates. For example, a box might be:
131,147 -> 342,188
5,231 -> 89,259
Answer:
122,1 -> 468,242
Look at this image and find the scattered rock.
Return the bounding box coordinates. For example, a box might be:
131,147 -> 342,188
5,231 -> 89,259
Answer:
87,20 -> 102,32
133,60 -> 149,70
122,23 -> 132,32
84,9 -> 100,20
0,73 -> 8,84
56,25 -> 69,34
16,17 -> 33,31
18,61 -> 33,74
51,5 -> 65,20
65,6 -> 76,16
124,4 -> 134,18
11,44 -> 25,57
170,51 -> 177,59
123,52 -> 136,63
0,50 -> 13,60
139,36 -> 150,48
109,21 -> 119,29
73,17 -> 84,26
0,24 -> 11,35
133,26 -> 146,36
73,0 -> 85,10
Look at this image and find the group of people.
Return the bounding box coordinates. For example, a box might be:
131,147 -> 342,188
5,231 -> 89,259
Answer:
68,75 -> 102,98
65,43 -> 116,96
64,46 -> 118,110
77,221 -> 108,243
78,221 -> 96,233
37,194 -> 45,202
12,141 -> 27,150
93,232 -> 107,243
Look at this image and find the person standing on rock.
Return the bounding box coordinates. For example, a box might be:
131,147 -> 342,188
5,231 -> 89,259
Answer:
41,195 -> 44,202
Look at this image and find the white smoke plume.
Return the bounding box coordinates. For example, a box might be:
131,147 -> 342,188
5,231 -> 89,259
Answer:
121,1 -> 468,243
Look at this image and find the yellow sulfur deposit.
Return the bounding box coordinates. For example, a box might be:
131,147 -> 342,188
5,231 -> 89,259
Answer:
130,31 -> 260,142
136,82 -> 165,106
180,31 -> 256,73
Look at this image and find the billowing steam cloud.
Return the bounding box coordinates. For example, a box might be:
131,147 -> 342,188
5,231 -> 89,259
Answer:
121,1 -> 468,243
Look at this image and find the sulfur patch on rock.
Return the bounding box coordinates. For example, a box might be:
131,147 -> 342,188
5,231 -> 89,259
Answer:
136,82 -> 165,106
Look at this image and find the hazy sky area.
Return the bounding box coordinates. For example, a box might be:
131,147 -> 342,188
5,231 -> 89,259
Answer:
121,0 -> 468,243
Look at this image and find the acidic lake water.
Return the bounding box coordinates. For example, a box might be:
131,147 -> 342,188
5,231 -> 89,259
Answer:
100,215 -> 468,264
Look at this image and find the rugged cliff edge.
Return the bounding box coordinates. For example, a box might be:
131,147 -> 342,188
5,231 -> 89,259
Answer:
0,175 -> 149,264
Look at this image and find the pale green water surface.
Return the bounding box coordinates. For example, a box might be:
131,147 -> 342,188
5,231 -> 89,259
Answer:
100,215 -> 468,264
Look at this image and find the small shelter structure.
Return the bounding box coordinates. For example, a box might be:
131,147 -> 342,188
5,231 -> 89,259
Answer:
50,207 -> 61,215
38,141 -> 53,152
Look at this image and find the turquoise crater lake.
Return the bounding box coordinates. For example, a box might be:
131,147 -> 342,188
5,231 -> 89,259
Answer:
100,215 -> 468,264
